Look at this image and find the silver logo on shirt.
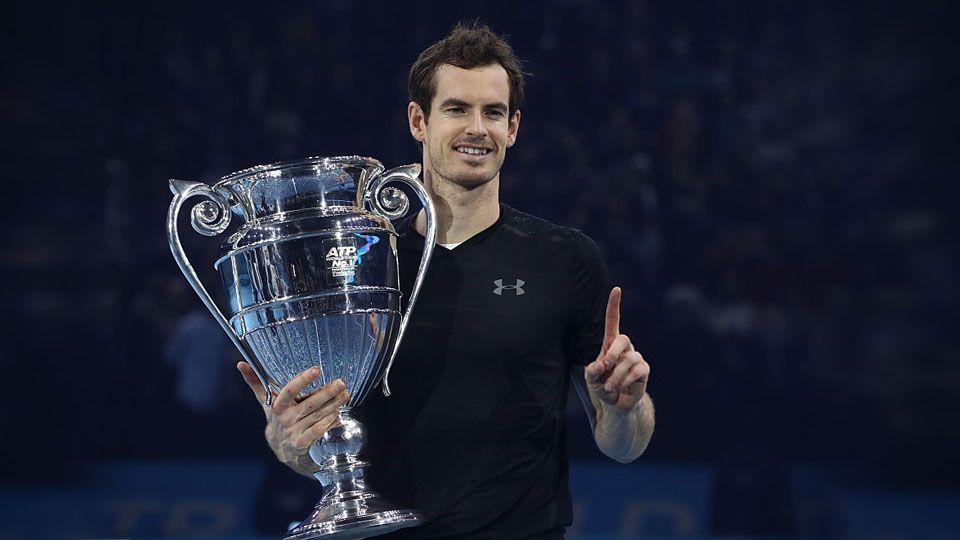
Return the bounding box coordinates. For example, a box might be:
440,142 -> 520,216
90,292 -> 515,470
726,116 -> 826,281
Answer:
493,278 -> 525,296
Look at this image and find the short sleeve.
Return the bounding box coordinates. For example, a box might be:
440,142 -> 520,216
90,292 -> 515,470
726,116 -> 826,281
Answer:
564,231 -> 612,366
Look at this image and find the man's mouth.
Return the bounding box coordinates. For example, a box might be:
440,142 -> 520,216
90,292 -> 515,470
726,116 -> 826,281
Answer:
455,146 -> 490,156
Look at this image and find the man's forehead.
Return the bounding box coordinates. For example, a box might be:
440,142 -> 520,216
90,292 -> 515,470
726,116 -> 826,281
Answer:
432,63 -> 510,103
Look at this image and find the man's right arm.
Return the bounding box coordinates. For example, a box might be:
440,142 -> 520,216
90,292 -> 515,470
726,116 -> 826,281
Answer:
237,362 -> 349,478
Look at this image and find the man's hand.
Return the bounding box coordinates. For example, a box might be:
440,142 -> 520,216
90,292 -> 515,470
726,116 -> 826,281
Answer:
237,362 -> 349,477
584,287 -> 650,413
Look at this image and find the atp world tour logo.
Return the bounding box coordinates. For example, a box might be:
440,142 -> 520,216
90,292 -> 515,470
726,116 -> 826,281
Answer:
493,278 -> 525,296
324,233 -> 380,283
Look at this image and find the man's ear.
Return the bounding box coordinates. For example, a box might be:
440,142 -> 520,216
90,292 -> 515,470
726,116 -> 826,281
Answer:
506,109 -> 521,147
408,101 -> 427,143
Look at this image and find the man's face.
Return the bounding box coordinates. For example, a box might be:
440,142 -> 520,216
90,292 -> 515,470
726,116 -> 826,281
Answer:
408,63 -> 520,189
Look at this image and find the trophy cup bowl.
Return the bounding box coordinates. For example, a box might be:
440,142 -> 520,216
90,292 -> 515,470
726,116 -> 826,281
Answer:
166,156 -> 437,539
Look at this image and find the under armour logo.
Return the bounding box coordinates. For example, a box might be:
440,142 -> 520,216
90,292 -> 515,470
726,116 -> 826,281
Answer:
493,278 -> 525,296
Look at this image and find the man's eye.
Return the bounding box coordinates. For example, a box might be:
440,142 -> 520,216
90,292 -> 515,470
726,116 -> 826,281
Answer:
447,107 -> 464,113
486,110 -> 505,118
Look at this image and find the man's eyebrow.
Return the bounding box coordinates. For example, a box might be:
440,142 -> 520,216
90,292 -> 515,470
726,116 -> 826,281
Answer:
438,98 -> 470,109
484,102 -> 509,113
437,99 -> 509,112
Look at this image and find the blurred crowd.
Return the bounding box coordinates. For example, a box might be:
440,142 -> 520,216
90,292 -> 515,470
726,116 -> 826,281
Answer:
3,0 -> 954,499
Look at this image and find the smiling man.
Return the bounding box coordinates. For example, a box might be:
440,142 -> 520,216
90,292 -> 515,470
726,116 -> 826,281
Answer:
414,63 -> 516,187
238,23 -> 655,540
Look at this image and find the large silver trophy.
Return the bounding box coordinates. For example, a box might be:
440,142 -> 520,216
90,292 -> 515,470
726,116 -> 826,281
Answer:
166,156 -> 437,539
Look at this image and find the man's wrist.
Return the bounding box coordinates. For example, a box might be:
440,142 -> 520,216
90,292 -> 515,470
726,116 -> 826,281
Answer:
596,393 -> 653,463
605,393 -> 645,415
597,393 -> 645,426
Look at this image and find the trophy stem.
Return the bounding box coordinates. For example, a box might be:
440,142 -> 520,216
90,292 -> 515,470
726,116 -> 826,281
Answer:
284,408 -> 420,540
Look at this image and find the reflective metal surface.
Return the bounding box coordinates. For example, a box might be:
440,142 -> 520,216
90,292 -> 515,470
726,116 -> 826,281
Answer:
167,155 -> 437,539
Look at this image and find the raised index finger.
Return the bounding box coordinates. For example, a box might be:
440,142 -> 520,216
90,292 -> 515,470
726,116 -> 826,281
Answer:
602,287 -> 622,350
274,367 -> 321,411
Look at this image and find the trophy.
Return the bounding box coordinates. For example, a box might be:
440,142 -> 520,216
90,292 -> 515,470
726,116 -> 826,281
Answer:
166,156 -> 437,539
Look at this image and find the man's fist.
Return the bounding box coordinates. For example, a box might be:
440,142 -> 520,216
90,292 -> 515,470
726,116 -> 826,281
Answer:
237,362 -> 350,477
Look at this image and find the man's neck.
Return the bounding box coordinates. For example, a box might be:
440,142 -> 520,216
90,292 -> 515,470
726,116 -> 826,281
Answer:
413,168 -> 501,244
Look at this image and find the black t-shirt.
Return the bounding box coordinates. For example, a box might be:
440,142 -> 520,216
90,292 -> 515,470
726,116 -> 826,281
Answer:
356,204 -> 610,540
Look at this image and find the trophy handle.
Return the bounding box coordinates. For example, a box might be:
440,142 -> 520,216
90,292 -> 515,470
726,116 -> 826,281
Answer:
364,164 -> 437,397
166,179 -> 275,406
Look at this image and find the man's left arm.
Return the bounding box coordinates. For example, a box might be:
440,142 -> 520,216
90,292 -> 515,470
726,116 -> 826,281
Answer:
573,287 -> 655,463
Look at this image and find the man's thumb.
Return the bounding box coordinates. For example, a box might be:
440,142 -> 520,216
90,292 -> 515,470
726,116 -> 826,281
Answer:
585,360 -> 605,383
237,362 -> 267,403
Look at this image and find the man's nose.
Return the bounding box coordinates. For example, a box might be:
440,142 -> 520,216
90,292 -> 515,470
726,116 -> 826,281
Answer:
465,110 -> 488,136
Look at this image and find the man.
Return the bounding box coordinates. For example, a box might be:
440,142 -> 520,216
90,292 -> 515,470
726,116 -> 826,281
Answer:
237,23 -> 655,539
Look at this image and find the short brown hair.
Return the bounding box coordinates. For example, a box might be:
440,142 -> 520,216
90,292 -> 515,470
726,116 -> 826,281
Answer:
408,22 -> 526,120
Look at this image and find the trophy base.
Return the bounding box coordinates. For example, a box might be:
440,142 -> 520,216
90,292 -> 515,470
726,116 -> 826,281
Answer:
284,491 -> 421,540
286,411 -> 421,540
